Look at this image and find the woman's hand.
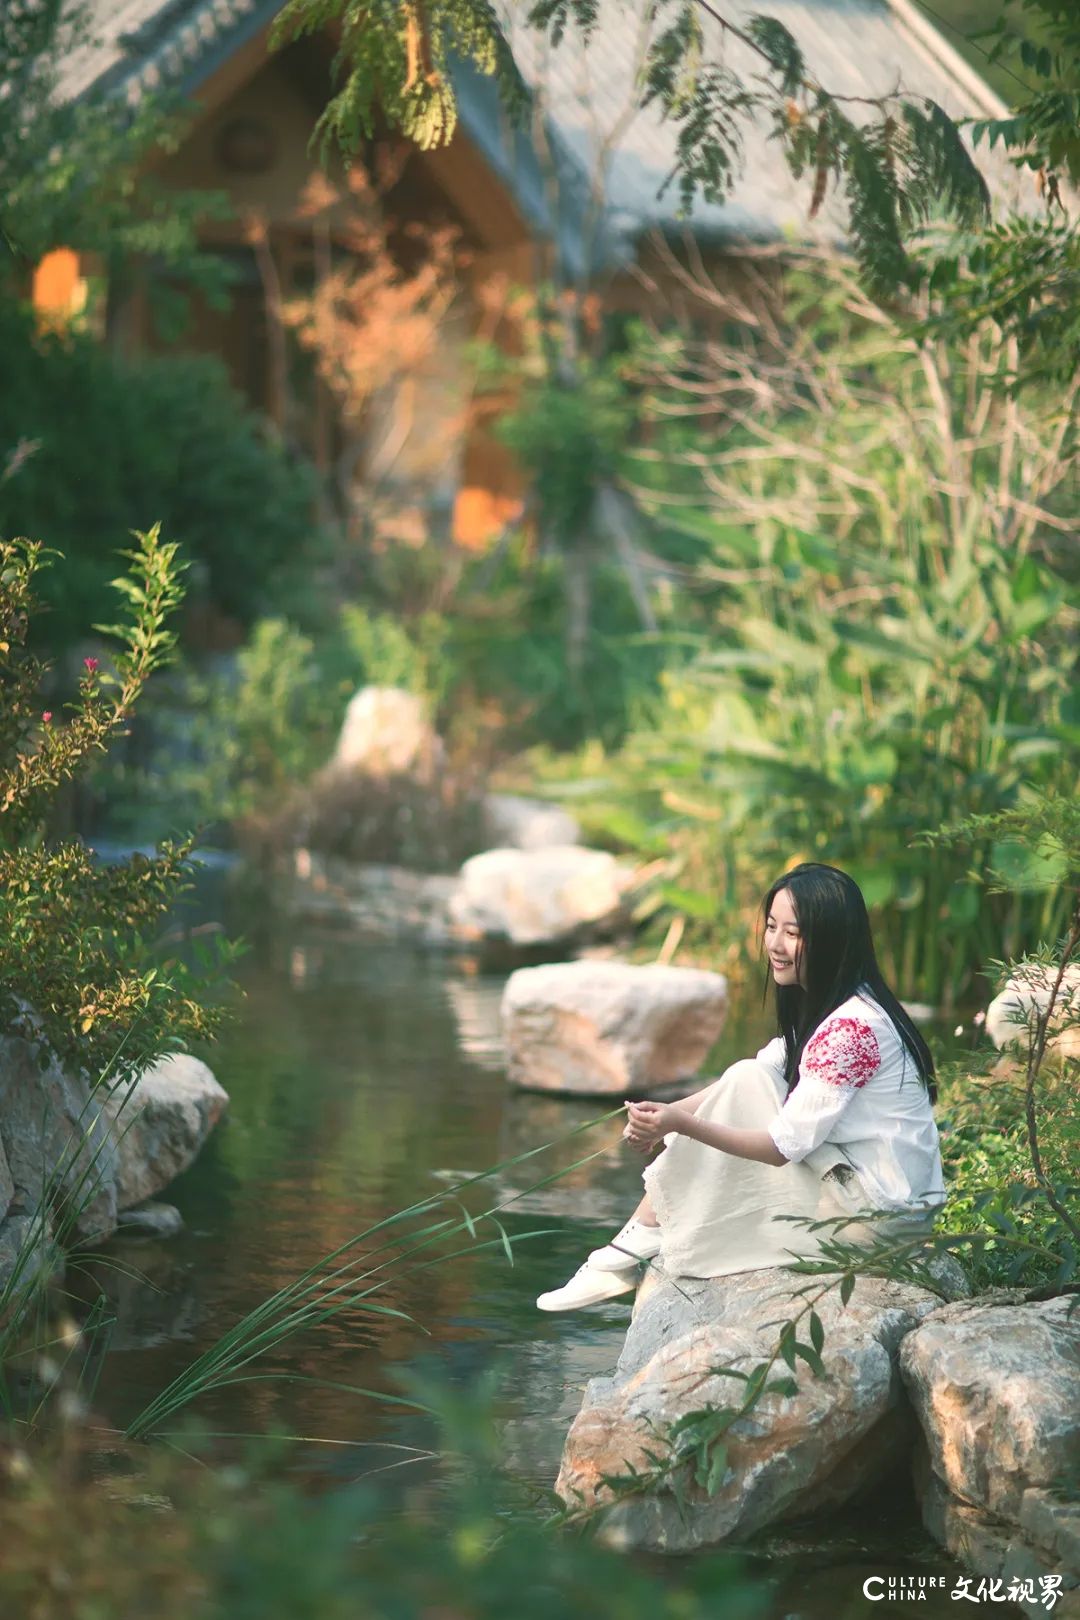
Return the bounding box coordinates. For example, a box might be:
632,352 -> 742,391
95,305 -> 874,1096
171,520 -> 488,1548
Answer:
622,1100 -> 689,1152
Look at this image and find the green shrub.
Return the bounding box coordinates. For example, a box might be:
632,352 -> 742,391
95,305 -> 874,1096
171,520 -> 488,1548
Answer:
530,254 -> 1079,1005
0,530 -> 240,1086
0,300 -> 322,652
935,1059 -> 1074,1290
107,617 -> 339,841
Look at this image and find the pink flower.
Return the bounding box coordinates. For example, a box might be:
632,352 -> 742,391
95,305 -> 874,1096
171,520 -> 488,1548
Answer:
42,711 -> 52,723
84,656 -> 99,672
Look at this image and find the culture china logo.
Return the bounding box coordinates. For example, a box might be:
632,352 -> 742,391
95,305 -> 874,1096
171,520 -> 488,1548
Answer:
862,1575 -> 1066,1607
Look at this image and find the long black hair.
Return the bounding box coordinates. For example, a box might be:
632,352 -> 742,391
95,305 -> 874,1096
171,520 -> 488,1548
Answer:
762,862 -> 936,1103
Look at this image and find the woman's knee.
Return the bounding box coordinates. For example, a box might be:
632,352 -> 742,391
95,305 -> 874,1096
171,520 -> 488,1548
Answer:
694,1057 -> 786,1117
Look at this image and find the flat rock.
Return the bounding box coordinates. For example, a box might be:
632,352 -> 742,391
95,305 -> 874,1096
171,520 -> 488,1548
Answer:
899,1295 -> 1080,1522
556,1262 -> 949,1551
502,960 -> 728,1094
483,794 -> 581,850
104,1053 -> 229,1209
450,847 -> 636,948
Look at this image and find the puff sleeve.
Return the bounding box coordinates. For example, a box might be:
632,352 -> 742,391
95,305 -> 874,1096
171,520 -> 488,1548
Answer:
768,1015 -> 881,1164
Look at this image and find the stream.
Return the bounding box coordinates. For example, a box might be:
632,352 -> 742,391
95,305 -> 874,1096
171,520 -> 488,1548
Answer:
83,858 -> 1004,1618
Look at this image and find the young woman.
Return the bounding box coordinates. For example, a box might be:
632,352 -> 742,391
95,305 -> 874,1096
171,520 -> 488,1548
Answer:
537,862 -> 946,1311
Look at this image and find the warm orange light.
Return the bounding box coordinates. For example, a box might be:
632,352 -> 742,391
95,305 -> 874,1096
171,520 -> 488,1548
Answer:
451,486 -> 524,550
32,248 -> 87,327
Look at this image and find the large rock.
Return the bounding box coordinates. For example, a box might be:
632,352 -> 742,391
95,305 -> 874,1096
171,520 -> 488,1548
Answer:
899,1295 -> 1080,1522
985,966 -> 1080,1061
915,1449 -> 1080,1620
0,1136 -> 13,1225
103,1053 -> 229,1209
0,1212 -> 64,1309
502,960 -> 728,1095
483,794 -> 581,851
0,1022 -> 226,1298
331,686 -> 442,780
555,1262 -> 950,1550
0,1027 -> 118,1245
449,847 -> 635,948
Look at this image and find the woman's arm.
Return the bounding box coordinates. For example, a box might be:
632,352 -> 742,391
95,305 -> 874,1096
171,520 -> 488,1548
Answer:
678,1110 -> 789,1166
624,1101 -> 789,1166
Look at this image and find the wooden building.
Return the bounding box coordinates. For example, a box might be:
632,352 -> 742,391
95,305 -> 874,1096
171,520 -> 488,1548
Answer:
46,0 -> 1022,548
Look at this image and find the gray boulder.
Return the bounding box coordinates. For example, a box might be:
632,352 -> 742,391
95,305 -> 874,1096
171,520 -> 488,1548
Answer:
556,1261 -> 952,1551
0,1212 -> 64,1308
900,1295 -> 1080,1521
0,1028 -> 117,1245
0,1026 -> 227,1298
104,1053 -> 228,1208
901,1293 -> 1080,1614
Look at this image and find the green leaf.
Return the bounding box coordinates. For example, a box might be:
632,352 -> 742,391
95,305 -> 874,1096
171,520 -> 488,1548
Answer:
765,1377 -> 800,1399
491,1219 -> 514,1267
778,1324 -> 797,1372
795,1341 -> 826,1378
704,1441 -> 729,1495
990,837 -> 1068,892
808,1310 -> 825,1355
834,621 -> 935,666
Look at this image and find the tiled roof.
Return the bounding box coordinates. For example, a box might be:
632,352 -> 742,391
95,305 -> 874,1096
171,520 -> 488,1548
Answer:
56,0 -> 283,106
58,0 -> 1029,263
466,0 -> 1031,257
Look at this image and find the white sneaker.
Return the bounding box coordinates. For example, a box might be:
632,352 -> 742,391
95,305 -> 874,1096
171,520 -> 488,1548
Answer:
587,1218 -> 663,1272
536,1263 -> 637,1312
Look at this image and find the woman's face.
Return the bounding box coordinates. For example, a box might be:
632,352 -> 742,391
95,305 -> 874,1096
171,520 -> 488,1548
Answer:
764,887 -> 806,988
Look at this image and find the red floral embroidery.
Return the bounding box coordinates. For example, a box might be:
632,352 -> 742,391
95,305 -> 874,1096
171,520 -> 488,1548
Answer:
803,1016 -> 880,1089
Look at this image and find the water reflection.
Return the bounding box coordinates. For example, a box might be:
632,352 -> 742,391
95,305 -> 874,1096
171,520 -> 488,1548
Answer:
442,975 -> 507,1071
79,904 -> 981,1606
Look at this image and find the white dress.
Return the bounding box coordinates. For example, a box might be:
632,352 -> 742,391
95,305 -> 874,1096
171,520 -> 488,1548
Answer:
641,987 -> 945,1279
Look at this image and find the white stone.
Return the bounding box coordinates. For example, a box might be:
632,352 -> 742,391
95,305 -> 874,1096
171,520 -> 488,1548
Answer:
104,1053 -> 229,1209
985,965 -> 1080,1060
502,960 -> 728,1094
483,794 -> 581,850
449,846 -> 634,947
115,1201 -> 185,1238
331,686 -> 441,779
556,1263 -> 955,1550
